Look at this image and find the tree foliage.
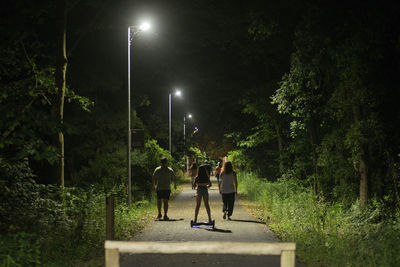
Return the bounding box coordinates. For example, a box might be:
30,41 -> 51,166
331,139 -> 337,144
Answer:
227,1 -> 400,207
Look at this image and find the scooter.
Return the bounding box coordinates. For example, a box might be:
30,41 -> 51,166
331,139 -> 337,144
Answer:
190,219 -> 215,229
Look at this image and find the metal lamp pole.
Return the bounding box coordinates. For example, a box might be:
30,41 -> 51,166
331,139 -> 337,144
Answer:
183,115 -> 186,174
169,93 -> 172,154
127,23 -> 150,206
168,90 -> 181,155
184,114 -> 192,175
127,26 -> 132,206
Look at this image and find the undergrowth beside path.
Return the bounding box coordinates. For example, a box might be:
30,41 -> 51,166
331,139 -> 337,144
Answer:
0,176 -> 184,267
238,172 -> 400,267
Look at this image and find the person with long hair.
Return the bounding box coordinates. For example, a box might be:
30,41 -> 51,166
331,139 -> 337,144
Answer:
193,164 -> 212,223
189,161 -> 198,190
218,161 -> 238,220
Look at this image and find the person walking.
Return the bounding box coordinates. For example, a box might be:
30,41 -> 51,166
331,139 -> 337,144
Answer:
189,161 -> 198,190
215,161 -> 222,183
152,157 -> 176,220
203,160 -> 212,177
193,164 -> 212,223
218,161 -> 238,220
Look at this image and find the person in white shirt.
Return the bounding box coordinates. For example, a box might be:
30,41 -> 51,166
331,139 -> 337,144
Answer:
218,161 -> 238,220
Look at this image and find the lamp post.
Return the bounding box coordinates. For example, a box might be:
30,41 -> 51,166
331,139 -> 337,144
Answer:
168,90 -> 181,154
127,22 -> 150,206
184,114 -> 192,175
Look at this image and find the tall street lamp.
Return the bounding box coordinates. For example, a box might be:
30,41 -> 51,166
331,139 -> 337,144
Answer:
184,113 -> 192,175
127,22 -> 150,206
169,90 -> 181,154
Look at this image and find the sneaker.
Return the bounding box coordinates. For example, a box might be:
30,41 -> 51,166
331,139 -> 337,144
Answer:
223,211 -> 227,219
163,215 -> 169,221
228,216 -> 231,220
157,214 -> 162,220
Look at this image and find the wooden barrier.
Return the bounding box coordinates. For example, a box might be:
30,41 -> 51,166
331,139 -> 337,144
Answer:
105,241 -> 296,267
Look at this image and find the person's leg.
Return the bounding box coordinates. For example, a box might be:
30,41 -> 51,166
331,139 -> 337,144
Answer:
157,197 -> 162,219
227,193 -> 235,219
163,199 -> 169,219
194,195 -> 202,223
222,193 -> 228,219
203,194 -> 212,222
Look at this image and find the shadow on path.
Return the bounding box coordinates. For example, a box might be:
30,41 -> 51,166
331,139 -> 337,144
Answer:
155,218 -> 184,222
205,228 -> 233,233
229,219 -> 266,224
191,226 -> 232,233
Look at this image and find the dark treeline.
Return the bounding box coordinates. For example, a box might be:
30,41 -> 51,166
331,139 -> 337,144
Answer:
221,0 -> 400,209
0,0 -> 185,265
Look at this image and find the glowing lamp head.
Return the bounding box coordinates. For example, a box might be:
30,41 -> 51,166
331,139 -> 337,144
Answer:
139,22 -> 151,31
188,114 -> 192,118
175,90 -> 182,97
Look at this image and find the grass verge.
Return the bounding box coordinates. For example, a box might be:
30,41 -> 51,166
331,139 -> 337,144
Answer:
238,171 -> 400,267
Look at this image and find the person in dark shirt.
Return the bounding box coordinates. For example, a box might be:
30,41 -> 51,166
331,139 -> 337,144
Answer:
203,160 -> 212,177
193,165 -> 212,223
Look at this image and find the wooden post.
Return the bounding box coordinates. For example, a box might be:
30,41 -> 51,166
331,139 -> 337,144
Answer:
105,248 -> 119,267
281,250 -> 295,267
106,195 -> 115,240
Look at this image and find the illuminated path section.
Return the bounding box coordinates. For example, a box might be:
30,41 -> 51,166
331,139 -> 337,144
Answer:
118,176 -> 302,267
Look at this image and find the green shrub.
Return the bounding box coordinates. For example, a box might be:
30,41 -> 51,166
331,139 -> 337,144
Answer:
227,149 -> 248,170
0,140 -> 183,266
0,233 -> 41,267
188,147 -> 207,164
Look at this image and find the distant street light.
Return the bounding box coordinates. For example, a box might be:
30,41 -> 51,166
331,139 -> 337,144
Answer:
184,113 -> 193,175
169,90 -> 182,154
127,22 -> 150,206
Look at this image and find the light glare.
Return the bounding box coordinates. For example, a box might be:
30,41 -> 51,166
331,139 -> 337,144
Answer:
139,22 -> 151,31
175,90 -> 182,97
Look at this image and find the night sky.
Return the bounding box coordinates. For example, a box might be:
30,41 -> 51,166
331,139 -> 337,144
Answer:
67,0 -> 267,153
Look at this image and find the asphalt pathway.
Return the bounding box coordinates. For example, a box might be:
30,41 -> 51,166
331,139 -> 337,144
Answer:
120,176 -> 299,267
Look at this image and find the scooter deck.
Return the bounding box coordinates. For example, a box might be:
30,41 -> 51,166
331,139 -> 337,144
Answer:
190,220 -> 215,229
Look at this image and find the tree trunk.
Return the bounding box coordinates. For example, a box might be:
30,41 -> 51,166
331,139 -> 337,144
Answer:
275,123 -> 284,176
309,118 -> 320,194
358,155 -> 368,205
106,196 -> 115,240
352,105 -> 368,205
52,0 -> 67,187
391,159 -> 400,210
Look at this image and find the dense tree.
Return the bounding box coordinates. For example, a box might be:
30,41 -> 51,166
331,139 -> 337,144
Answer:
230,1 -> 400,206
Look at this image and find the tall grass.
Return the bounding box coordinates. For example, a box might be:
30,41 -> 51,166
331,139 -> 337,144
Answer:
238,172 -> 400,267
0,188 -> 158,267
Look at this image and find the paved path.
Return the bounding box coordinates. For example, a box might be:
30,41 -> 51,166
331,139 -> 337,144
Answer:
120,177 -> 298,267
